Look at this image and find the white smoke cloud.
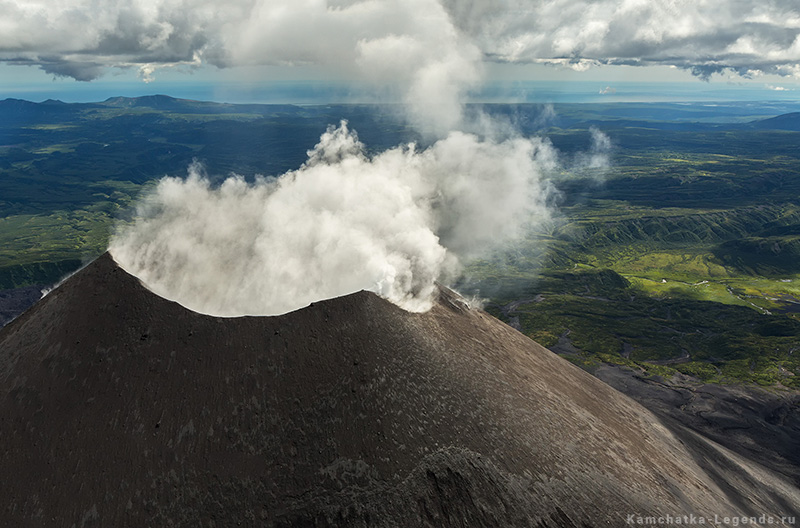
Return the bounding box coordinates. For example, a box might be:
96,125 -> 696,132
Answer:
543,126 -> 612,185
110,122 -> 557,316
587,126 -> 612,169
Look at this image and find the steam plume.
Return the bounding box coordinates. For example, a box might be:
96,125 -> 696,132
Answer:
78,0 -> 613,316
110,123 -> 557,315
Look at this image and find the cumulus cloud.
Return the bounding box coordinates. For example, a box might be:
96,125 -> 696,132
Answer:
441,0 -> 800,80
0,0 -> 211,78
109,122 -> 557,316
4,0 -> 800,95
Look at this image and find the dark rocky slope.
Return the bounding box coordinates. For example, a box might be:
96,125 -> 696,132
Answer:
1,253 -> 798,526
594,364 -> 800,488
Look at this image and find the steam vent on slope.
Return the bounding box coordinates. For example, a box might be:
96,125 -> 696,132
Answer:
1,253 -> 798,526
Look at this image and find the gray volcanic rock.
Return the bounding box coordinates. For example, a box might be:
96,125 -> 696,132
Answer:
594,364 -> 800,487
1,253 -> 798,526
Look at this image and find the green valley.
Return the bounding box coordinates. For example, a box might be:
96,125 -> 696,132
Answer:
466,111 -> 800,388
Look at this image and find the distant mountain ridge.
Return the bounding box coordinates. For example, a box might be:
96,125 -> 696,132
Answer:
4,95 -> 800,129
750,112 -> 800,131
0,94 -> 304,119
0,94 -> 800,134
101,94 -> 247,113
0,97 -> 86,120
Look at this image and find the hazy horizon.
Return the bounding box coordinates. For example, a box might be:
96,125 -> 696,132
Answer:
3,80 -> 800,107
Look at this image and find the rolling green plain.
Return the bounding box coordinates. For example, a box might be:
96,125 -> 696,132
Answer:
2,96 -> 800,387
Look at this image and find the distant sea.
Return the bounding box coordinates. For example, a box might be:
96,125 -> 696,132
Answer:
476,81 -> 800,104
2,80 -> 800,106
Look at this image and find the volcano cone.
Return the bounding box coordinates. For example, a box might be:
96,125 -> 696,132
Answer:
1,253 -> 797,526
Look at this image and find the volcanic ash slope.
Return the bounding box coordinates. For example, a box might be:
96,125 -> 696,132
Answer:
0,253 -> 797,526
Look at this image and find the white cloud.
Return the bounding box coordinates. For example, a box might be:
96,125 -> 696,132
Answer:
4,0 -> 800,90
441,0 -> 800,80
